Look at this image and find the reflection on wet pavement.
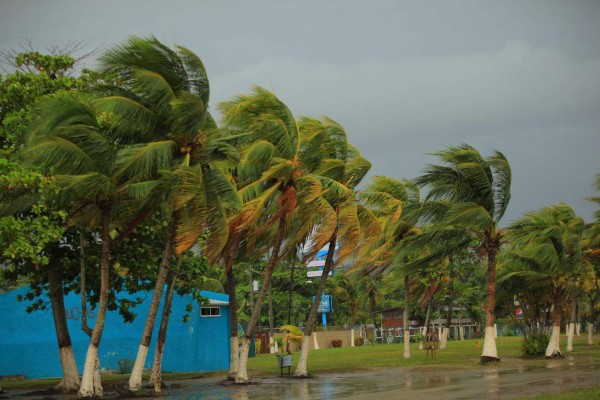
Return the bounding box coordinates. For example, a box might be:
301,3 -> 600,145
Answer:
4,354 -> 599,399
160,355 -> 600,400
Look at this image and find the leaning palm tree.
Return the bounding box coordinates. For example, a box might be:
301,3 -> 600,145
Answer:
97,36 -> 241,392
293,118 -> 377,377
220,86 -> 317,383
24,93 -> 126,397
503,203 -> 589,357
357,176 -> 422,359
415,143 -> 511,363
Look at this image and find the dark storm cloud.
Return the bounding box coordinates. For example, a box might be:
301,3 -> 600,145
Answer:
1,0 -> 599,223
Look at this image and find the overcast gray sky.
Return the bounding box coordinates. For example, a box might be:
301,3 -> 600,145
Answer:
2,0 -> 599,224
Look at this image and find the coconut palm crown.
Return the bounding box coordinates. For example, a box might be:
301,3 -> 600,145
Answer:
415,143 -> 511,363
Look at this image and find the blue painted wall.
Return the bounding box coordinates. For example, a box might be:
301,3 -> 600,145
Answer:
0,287 -> 230,379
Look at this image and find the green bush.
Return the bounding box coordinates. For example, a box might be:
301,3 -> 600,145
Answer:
118,358 -> 134,374
521,332 -> 549,356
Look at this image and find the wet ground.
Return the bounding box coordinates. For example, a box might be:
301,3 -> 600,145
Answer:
3,354 -> 599,399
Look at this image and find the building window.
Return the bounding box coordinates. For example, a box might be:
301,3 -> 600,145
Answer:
200,307 -> 221,317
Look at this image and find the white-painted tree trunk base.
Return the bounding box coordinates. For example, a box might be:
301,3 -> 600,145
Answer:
588,323 -> 594,345
419,327 -> 428,350
78,345 -> 103,398
269,336 -> 275,354
294,336 -> 311,377
566,323 -> 575,351
128,344 -> 149,391
481,326 -> 499,360
149,348 -> 163,394
439,328 -> 448,350
459,326 -> 465,341
54,346 -> 80,393
313,332 -> 319,350
576,323 -> 581,336
235,339 -> 251,383
545,324 -> 563,358
229,337 -> 239,377
403,331 -> 410,359
351,330 -> 355,347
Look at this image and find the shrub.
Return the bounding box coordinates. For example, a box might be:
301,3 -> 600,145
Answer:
522,332 -> 549,356
275,336 -> 284,349
354,337 -> 365,346
331,339 -> 343,348
255,338 -> 261,354
118,359 -> 134,374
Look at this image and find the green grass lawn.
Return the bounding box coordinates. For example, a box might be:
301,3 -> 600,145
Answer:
248,336 -> 600,375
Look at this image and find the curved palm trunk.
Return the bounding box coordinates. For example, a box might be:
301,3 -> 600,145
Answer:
78,209 -> 111,398
48,262 -> 80,392
295,234 -> 337,377
148,258 -> 181,394
546,292 -> 564,358
235,216 -> 287,384
480,249 -> 499,363
403,275 -> 411,359
129,216 -> 176,391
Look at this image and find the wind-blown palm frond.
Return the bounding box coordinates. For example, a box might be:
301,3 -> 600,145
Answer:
114,141 -> 176,182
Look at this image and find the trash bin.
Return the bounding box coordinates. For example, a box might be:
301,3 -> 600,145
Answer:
276,354 -> 293,376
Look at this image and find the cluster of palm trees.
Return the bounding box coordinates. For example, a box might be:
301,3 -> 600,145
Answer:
10,35 -> 599,397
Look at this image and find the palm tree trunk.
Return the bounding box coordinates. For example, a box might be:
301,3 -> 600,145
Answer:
441,262 -> 455,350
403,274 -> 411,359
128,215 -> 176,391
268,281 -> 275,353
295,233 -> 337,377
287,256 -> 296,324
545,292 -> 564,358
588,321 -> 594,345
236,216 -> 287,384
48,261 -> 80,393
226,267 -> 239,378
78,208 -> 111,398
480,248 -> 499,363
420,290 -> 433,350
148,258 -> 181,393
566,298 -> 576,352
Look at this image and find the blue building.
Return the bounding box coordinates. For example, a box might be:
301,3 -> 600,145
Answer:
0,287 -> 230,379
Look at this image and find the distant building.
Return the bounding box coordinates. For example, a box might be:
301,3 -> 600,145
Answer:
0,286 -> 230,379
381,307 -> 422,331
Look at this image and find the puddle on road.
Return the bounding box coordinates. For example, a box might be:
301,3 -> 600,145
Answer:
5,355 -> 600,399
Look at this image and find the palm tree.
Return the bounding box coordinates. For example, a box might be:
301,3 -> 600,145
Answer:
293,118 -> 376,377
503,203 -> 590,358
415,143 -> 511,363
219,86 -> 315,383
24,93 -> 126,397
97,36 -> 241,392
357,176 -> 422,358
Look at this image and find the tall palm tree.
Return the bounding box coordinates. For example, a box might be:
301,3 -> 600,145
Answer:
357,176 -> 422,358
293,118 -> 376,377
97,36 -> 241,392
415,143 -> 511,363
24,93 -> 126,397
219,86 -> 317,383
